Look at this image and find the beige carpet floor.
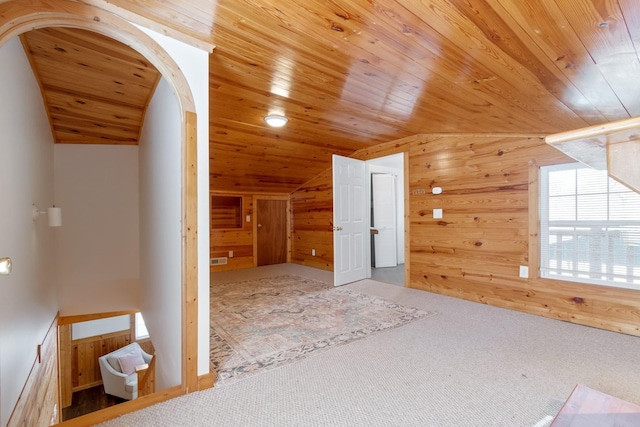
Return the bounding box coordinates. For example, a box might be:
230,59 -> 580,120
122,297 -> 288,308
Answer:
98,263 -> 640,427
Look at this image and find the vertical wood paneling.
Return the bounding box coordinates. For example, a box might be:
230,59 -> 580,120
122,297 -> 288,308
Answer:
7,319 -> 59,427
183,110 -> 199,393
70,331 -> 133,392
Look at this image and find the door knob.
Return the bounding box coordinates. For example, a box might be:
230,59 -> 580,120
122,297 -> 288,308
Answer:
333,226 -> 343,231
257,224 -> 262,228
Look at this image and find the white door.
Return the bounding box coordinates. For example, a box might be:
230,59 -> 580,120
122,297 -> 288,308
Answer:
372,174 -> 397,268
333,155 -> 367,286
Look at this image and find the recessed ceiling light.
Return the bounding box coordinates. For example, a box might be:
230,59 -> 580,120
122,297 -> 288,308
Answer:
264,115 -> 288,127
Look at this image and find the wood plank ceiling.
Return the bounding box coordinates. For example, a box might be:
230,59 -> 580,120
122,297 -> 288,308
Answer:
20,28 -> 160,145
17,0 -> 640,193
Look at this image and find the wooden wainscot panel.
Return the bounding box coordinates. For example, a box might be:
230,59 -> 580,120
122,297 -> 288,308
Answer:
407,133 -> 640,337
7,318 -> 59,427
71,330 -> 133,392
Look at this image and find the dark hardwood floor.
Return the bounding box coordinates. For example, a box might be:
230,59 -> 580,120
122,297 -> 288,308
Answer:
62,385 -> 126,421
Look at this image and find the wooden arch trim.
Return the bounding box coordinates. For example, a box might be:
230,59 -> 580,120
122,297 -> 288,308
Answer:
0,3 -> 196,113
0,0 -> 201,421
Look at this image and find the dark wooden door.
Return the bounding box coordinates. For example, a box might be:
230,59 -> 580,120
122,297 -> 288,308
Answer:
257,199 -> 287,266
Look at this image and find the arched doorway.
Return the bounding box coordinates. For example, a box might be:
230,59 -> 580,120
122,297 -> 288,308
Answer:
0,1 -> 203,423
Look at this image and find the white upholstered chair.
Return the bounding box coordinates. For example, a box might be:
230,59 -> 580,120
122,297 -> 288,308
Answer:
98,342 -> 152,400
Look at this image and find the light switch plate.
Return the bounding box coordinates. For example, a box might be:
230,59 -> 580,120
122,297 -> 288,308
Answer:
519,265 -> 529,278
433,208 -> 443,219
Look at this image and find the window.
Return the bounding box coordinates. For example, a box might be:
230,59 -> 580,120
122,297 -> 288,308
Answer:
135,312 -> 150,340
540,163 -> 640,289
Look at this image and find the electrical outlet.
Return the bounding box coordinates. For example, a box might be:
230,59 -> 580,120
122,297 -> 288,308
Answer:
312,249 -> 316,256
229,250 -> 234,258
433,208 -> 443,219
246,215 -> 251,222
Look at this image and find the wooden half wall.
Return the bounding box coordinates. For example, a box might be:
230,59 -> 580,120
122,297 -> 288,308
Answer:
7,318 -> 59,427
290,134 -> 640,337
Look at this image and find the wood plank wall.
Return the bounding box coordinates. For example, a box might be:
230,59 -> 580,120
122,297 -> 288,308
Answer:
71,333 -> 153,394
291,137 -> 414,270
210,192 -> 291,272
409,134 -> 640,336
290,133 -> 640,337
291,169 -> 334,270
210,193 -> 254,272
7,318 -> 59,427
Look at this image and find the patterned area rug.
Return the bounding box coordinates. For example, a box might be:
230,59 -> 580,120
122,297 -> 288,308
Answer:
210,275 -> 435,385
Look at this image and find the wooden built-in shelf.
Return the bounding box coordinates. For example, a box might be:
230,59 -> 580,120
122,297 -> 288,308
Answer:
545,117 -> 640,193
211,195 -> 243,229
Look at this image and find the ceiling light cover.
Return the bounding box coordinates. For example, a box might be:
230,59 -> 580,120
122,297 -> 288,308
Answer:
264,115 -> 288,127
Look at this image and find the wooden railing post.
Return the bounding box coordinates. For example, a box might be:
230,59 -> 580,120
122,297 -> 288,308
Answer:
137,355 -> 156,397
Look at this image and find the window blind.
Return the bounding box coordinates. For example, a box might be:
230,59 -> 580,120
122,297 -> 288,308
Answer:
540,163 -> 640,289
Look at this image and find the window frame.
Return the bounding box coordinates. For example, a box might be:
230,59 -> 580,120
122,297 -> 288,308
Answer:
537,162 -> 640,290
134,312 -> 150,340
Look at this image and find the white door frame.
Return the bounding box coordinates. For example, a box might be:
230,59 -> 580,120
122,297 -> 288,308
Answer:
364,153 -> 407,284
371,173 -> 398,268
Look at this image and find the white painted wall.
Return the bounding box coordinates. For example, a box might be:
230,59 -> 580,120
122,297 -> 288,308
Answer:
137,25 -> 211,376
138,77 -> 182,390
72,315 -> 130,340
0,20 -> 210,422
54,145 -> 140,314
0,38 -> 58,427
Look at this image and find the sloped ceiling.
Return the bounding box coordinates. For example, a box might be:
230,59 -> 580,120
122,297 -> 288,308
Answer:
21,28 -> 160,145
17,0 -> 640,193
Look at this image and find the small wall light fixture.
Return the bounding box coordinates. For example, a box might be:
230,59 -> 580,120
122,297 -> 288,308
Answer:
432,187 -> 443,194
264,114 -> 288,127
32,204 -> 62,227
0,257 -> 12,275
